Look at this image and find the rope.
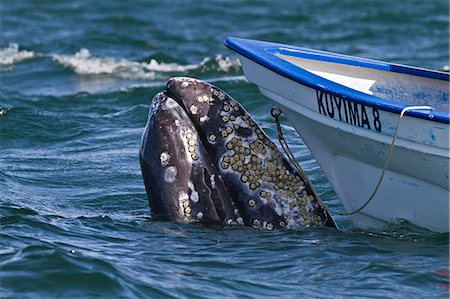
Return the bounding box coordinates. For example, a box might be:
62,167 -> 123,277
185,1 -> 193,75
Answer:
271,105 -> 434,216
270,108 -> 309,180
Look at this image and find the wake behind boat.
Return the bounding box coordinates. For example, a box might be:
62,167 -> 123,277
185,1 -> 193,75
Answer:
225,37 -> 449,232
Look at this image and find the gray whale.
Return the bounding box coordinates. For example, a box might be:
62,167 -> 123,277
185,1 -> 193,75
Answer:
139,77 -> 335,229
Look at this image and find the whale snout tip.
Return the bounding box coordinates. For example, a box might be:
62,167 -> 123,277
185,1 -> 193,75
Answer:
166,77 -> 210,111
167,77 -> 202,90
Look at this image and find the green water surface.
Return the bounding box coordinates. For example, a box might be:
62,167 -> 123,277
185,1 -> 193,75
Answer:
1,1 -> 449,298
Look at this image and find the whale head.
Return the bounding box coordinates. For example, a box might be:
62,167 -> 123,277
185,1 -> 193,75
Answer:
139,77 -> 335,229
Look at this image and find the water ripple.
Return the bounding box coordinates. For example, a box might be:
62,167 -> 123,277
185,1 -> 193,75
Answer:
1,0 -> 448,297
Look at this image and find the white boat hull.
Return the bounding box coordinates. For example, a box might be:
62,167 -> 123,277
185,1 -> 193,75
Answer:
238,55 -> 449,232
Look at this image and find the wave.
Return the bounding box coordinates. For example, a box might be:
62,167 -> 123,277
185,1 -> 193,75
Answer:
52,48 -> 158,80
52,48 -> 240,80
1,42 -> 241,81
0,43 -> 35,65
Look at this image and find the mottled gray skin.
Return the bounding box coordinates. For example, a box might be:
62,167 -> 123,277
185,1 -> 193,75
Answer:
140,92 -> 241,226
140,77 -> 335,229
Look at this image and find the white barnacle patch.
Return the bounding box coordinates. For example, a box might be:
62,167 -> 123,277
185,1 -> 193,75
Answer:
181,81 -> 190,88
187,138 -> 196,146
305,198 -> 315,214
180,129 -> 198,162
178,191 -> 189,216
188,181 -> 199,203
190,105 -> 198,115
164,166 -> 177,183
227,219 -> 237,225
172,77 -> 196,83
274,204 -> 283,216
179,191 -> 189,201
151,96 -> 161,111
265,222 -> 274,230
159,152 -> 171,166
162,98 -> 178,110
211,89 -> 226,100
210,174 -> 216,189
208,134 -> 216,143
286,217 -> 298,228
233,116 -> 250,129
200,115 -> 210,123
196,94 -> 212,104
196,212 -> 204,219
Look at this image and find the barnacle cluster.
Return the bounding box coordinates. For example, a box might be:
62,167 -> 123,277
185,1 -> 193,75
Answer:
248,218 -> 275,230
212,88 -> 226,101
159,151 -> 171,166
196,94 -> 214,105
217,99 -> 324,227
178,191 -> 191,221
185,131 -> 199,161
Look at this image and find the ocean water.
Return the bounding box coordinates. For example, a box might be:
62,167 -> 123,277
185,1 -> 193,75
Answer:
1,0 -> 449,298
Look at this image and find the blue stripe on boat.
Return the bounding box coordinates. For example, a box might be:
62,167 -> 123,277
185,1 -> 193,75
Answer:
225,37 -> 449,124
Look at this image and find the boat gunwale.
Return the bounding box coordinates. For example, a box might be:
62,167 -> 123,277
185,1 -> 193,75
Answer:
225,37 -> 450,125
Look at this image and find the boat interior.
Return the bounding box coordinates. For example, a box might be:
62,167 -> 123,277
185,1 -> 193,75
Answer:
277,53 -> 449,113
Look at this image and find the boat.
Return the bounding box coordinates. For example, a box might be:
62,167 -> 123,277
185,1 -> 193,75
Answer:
225,37 -> 449,233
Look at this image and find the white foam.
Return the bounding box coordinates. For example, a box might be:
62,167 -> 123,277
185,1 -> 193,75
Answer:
145,58 -> 201,72
214,54 -> 241,72
52,48 -> 157,79
0,43 -> 34,65
51,48 -> 240,80
52,48 -> 202,79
